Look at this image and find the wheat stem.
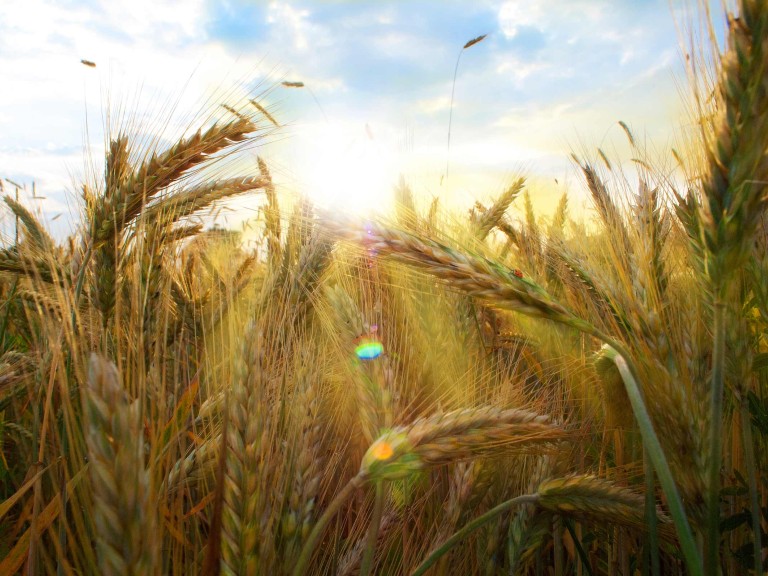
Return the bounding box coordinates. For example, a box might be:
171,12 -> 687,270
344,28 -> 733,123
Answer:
739,395 -> 762,576
644,446 -> 660,576
291,473 -> 366,576
608,348 -> 702,576
360,480 -> 386,576
411,494 -> 539,576
705,299 -> 725,575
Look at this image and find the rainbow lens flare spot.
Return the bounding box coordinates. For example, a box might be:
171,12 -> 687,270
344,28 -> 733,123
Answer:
355,340 -> 383,360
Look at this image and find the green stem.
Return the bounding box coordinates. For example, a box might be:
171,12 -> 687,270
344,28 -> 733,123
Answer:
603,340 -> 703,576
360,481 -> 386,576
554,515 -> 564,576
410,494 -> 539,576
292,472 -> 367,576
563,518 -> 594,576
70,242 -> 92,335
644,446 -> 660,576
0,278 -> 18,352
739,396 -> 762,576
705,300 -> 725,576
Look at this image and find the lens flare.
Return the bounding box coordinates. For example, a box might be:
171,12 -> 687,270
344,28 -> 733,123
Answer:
371,440 -> 394,461
355,339 -> 383,360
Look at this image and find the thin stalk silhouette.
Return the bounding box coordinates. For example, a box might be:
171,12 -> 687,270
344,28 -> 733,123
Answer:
282,80 -> 328,123
444,34 -> 487,185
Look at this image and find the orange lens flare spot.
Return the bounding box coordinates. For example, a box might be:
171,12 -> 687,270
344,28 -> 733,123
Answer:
371,440 -> 394,461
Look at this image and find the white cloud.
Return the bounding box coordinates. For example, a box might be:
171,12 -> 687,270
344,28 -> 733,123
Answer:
498,1 -> 545,38
0,0 -> 701,236
495,57 -> 546,82
418,96 -> 451,115
93,0 -> 207,44
265,2 -> 336,53
0,0 -> 270,238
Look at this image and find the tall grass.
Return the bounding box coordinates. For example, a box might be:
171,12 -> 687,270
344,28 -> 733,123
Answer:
0,1 -> 766,575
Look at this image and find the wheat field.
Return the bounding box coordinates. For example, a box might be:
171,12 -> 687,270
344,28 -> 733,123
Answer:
0,1 -> 766,575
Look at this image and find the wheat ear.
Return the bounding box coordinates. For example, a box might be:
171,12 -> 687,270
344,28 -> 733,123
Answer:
82,354 -> 158,575
221,326 -> 267,575
694,3 -> 768,571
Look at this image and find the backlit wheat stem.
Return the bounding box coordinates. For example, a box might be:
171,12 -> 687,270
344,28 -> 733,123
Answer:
411,494 -> 540,576
258,157 -> 282,268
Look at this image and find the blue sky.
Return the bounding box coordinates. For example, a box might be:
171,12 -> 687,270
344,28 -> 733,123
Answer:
0,0 -> 721,237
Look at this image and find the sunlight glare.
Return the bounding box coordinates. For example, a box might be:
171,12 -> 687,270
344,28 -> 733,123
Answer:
297,121 -> 396,215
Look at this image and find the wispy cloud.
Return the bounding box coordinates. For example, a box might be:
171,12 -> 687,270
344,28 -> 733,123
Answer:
0,0 -> 717,234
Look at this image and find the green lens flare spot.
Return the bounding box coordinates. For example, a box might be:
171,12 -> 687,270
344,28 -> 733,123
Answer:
355,340 -> 383,360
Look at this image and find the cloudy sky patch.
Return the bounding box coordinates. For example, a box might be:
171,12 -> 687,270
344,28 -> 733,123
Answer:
0,0 -> 720,236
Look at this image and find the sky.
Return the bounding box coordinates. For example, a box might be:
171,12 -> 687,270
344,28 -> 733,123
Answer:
0,0 -> 721,238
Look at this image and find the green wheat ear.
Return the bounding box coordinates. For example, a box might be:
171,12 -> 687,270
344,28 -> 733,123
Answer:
361,430 -> 420,481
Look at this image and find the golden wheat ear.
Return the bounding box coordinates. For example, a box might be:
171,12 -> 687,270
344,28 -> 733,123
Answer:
537,475 -> 674,540
82,354 -> 158,576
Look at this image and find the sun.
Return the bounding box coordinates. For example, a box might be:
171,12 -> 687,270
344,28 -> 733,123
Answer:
295,120 -> 397,216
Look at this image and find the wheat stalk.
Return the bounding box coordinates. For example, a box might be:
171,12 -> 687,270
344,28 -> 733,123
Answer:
258,157 -> 282,268
692,3 -> 768,571
327,216 -> 702,574
140,176 -> 266,225
92,118 -> 256,244
283,366 -> 324,569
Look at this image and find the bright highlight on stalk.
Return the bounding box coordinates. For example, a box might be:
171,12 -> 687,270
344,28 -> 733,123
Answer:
370,440 -> 394,460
